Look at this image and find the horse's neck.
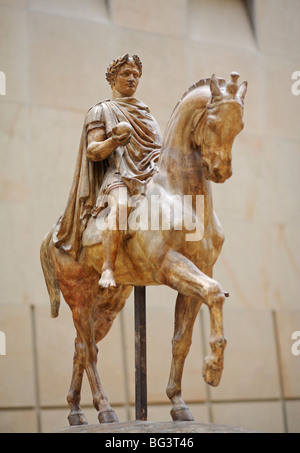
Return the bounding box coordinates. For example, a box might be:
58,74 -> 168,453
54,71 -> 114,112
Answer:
157,116 -> 205,195
154,150 -> 213,237
159,152 -> 204,194
154,111 -> 214,230
153,92 -> 215,225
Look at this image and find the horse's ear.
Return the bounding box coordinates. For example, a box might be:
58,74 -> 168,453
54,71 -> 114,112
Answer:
237,81 -> 247,103
210,74 -> 223,102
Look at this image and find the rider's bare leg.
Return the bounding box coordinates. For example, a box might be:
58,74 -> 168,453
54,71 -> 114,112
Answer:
99,228 -> 122,288
98,187 -> 128,288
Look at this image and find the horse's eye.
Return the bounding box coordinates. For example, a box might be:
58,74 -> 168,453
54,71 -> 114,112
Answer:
207,116 -> 221,132
208,121 -> 216,131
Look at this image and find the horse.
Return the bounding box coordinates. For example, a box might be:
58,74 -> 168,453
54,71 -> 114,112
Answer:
40,73 -> 247,425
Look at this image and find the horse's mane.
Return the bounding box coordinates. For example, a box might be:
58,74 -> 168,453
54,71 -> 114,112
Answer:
180,77 -> 225,101
169,77 -> 226,120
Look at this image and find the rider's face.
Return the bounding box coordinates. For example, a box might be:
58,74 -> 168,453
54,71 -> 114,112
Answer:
112,63 -> 140,98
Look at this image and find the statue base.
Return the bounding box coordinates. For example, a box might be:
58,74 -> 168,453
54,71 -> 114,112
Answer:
57,420 -> 256,434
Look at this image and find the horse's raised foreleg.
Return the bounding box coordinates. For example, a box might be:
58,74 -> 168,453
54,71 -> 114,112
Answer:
202,294 -> 227,387
158,250 -> 225,305
158,250 -> 226,387
167,293 -> 202,421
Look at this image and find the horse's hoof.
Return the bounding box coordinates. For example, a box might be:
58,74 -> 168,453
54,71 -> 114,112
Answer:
170,405 -> 194,422
98,409 -> 119,423
68,411 -> 88,426
202,356 -> 223,387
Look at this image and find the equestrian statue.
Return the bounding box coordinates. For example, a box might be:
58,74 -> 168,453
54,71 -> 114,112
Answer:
40,54 -> 247,425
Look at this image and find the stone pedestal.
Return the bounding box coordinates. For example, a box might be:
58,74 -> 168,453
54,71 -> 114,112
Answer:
57,420 -> 256,433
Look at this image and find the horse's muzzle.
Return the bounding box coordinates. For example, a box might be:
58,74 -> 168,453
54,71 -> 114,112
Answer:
210,166 -> 232,183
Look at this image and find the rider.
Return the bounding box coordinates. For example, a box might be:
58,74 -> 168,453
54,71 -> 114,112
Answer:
53,54 -> 162,288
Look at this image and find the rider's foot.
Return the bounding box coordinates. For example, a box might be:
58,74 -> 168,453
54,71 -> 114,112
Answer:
99,269 -> 117,288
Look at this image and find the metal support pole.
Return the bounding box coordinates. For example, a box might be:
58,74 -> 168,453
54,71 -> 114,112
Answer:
134,286 -> 147,421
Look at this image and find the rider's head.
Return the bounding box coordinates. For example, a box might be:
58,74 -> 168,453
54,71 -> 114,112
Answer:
106,54 -> 142,98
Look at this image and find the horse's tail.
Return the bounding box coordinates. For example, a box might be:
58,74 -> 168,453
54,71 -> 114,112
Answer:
40,227 -> 60,318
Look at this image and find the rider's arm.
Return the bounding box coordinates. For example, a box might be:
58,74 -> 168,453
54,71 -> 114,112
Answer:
86,127 -> 118,162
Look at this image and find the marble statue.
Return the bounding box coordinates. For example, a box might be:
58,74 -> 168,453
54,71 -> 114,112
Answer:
40,54 -> 247,425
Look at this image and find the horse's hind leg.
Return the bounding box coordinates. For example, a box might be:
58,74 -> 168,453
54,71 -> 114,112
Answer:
167,293 -> 202,421
93,285 -> 133,423
71,303 -> 119,424
67,335 -> 88,425
68,284 -> 133,425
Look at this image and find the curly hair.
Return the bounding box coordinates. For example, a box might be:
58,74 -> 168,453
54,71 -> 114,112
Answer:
106,54 -> 142,86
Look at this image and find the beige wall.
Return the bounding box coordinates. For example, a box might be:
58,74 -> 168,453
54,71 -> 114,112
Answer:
0,0 -> 299,433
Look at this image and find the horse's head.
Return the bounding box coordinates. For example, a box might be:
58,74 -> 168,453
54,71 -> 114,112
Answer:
194,73 -> 247,183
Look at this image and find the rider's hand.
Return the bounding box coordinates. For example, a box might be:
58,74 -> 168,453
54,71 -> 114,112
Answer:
112,122 -> 133,147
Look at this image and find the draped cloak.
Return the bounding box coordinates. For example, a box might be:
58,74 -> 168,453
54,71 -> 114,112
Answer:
52,97 -> 162,260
